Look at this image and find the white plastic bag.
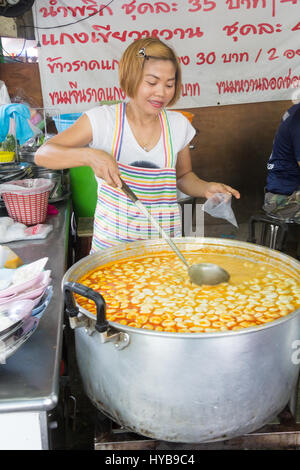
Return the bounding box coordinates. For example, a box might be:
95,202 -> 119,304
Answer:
0,81 -> 11,106
0,217 -> 53,243
203,193 -> 238,227
0,178 -> 54,196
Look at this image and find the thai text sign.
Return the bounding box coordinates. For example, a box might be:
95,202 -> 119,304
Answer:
33,0 -> 300,112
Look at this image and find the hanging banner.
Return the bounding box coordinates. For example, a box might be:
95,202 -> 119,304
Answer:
33,0 -> 300,112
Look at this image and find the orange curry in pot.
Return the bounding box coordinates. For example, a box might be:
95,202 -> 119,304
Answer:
75,248 -> 300,333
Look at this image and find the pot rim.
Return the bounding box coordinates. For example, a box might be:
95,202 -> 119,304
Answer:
63,236 -> 300,339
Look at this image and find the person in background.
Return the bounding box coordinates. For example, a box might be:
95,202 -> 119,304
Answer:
35,38 -> 240,252
263,102 -> 300,222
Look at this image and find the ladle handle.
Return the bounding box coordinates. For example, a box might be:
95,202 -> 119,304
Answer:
121,179 -> 138,203
120,178 -> 190,269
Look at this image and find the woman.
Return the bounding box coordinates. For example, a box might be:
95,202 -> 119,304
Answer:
35,38 -> 240,252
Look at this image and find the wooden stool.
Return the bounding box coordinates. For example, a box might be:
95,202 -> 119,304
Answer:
247,212 -> 295,252
75,217 -> 94,261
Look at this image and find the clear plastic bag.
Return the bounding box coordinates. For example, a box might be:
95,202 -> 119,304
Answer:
203,193 -> 238,227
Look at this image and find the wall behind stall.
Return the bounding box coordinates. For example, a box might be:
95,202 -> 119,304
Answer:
0,63 -> 43,108
188,100 -> 290,221
0,62 -> 290,222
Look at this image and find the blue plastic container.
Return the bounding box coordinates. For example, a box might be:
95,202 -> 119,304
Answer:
53,113 -> 82,133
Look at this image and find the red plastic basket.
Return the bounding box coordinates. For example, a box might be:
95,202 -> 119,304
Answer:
2,190 -> 50,225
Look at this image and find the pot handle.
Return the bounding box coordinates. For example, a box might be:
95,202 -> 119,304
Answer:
63,281 -> 109,333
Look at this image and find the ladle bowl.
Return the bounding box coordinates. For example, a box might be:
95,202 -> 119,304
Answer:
188,263 -> 230,286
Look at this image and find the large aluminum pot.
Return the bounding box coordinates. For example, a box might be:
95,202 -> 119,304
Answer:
63,237 -> 300,443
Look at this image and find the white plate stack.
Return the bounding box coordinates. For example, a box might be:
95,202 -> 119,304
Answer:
0,258 -> 53,363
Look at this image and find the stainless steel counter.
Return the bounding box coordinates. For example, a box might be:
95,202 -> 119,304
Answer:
0,200 -> 71,449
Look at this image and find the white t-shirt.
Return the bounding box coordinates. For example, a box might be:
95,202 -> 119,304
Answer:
85,104 -> 195,171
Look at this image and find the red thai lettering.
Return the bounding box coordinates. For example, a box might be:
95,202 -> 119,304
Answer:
174,28 -> 185,39
72,61 -> 81,71
283,49 -> 300,59
216,69 -> 300,95
46,56 -> 63,73
59,33 -> 76,45
151,29 -> 159,38
42,26 -> 206,47
49,85 -> 126,106
39,6 -> 58,17
196,52 -> 206,65
138,3 -> 154,14
181,82 -> 201,96
226,0 -> 241,8
121,0 -> 175,20
57,6 -> 68,16
221,52 -> 249,63
92,24 -> 112,42
155,2 -> 176,14
128,30 -> 142,40
87,2 -> 113,17
291,21 -> 300,32
178,56 -> 190,66
67,6 -> 86,17
64,62 -> 72,72
74,33 -> 89,43
196,51 -> 216,65
240,24 -> 257,35
122,0 -> 136,15
224,21 -> 282,41
188,0 -> 216,12
223,21 -> 239,41
280,0 -> 298,4
46,58 -> 119,73
87,2 -> 98,15
42,34 -> 59,46
111,30 -> 128,42
40,1 -> 113,18
267,48 -> 279,60
283,49 -> 295,59
226,0 -> 266,8
185,27 -> 204,38
160,29 -> 173,40
257,23 -> 275,34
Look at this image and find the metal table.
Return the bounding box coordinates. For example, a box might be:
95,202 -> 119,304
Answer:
0,200 -> 71,450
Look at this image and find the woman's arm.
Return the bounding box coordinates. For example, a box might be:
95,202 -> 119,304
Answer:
34,114 -> 122,188
176,145 -> 240,199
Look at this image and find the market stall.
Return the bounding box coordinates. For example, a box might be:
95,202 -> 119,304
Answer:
0,0 -> 299,453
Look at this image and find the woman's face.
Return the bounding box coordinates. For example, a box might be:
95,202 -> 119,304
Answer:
133,59 -> 176,115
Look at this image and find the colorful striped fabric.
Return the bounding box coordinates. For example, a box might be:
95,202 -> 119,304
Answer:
159,110 -> 174,168
91,103 -> 181,252
112,102 -> 125,162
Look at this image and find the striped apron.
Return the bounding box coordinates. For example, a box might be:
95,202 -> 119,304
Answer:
91,102 -> 181,252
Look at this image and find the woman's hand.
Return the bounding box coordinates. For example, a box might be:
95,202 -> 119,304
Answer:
87,148 -> 122,188
203,182 -> 240,200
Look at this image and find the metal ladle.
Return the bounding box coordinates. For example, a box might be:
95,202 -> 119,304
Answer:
120,179 -> 230,286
